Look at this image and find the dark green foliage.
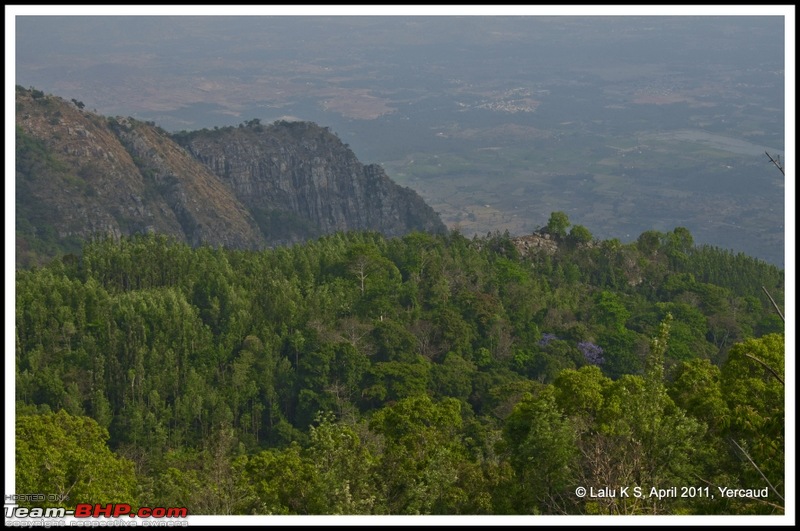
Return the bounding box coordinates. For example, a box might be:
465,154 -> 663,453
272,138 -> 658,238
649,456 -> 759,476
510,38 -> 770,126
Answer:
568,224 -> 593,246
15,226 -> 784,515
501,390 -> 580,513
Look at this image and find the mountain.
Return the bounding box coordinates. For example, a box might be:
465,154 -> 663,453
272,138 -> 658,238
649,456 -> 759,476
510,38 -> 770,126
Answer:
15,86 -> 446,266
173,120 -> 446,244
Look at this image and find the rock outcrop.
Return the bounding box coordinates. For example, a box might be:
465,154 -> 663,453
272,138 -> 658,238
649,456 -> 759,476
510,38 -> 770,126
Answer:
15,87 -> 445,265
175,120 -> 446,245
512,231 -> 560,257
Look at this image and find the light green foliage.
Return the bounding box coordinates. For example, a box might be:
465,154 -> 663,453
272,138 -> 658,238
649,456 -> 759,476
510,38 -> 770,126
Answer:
370,395 -> 470,514
656,301 -> 715,361
235,444 -> 318,514
721,334 -> 784,498
553,365 -> 610,418
151,464 -> 205,511
235,414 -> 379,515
669,358 -> 729,432
664,227 -> 694,265
16,410 -> 137,508
305,414 -> 378,514
545,211 -> 570,238
591,291 -> 630,332
668,227 -> 694,252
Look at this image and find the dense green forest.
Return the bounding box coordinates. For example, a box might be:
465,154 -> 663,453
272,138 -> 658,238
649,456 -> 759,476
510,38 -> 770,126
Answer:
15,223 -> 785,515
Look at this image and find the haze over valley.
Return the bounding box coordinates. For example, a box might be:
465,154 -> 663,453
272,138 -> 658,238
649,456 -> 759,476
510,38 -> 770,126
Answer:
14,13 -> 788,265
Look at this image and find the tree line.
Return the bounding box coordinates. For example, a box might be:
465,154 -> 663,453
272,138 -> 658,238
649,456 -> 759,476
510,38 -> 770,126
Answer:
15,225 -> 784,514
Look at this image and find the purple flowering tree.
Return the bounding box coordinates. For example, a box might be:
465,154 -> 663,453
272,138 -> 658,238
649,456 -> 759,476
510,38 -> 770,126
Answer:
539,333 -> 558,347
578,341 -> 605,365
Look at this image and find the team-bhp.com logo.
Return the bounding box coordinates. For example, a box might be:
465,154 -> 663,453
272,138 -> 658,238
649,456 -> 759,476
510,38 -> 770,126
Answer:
5,501 -> 188,526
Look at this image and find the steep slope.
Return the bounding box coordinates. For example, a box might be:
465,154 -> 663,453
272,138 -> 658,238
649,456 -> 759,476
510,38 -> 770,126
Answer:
15,87 -> 446,266
174,120 -> 447,244
15,87 -> 263,266
109,116 -> 263,248
16,88 -> 185,261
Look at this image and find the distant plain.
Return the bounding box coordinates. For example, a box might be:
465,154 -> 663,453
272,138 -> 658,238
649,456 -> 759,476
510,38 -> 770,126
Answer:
15,15 -> 786,265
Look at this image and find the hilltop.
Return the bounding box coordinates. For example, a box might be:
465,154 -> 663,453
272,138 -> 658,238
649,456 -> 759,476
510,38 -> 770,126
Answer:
15,86 -> 446,267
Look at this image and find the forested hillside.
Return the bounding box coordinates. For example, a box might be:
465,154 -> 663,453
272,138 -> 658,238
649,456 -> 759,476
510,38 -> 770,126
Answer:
15,223 -> 785,515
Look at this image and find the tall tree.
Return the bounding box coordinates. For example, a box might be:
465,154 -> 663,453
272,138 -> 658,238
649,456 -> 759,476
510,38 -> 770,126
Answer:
546,211 -> 570,239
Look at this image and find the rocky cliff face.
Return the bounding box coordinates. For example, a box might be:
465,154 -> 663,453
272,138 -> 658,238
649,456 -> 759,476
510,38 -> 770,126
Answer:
175,121 -> 446,244
15,87 -> 445,265
110,117 -> 263,249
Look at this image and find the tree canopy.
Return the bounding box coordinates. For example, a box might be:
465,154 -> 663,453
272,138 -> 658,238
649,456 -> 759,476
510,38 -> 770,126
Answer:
15,228 -> 784,515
